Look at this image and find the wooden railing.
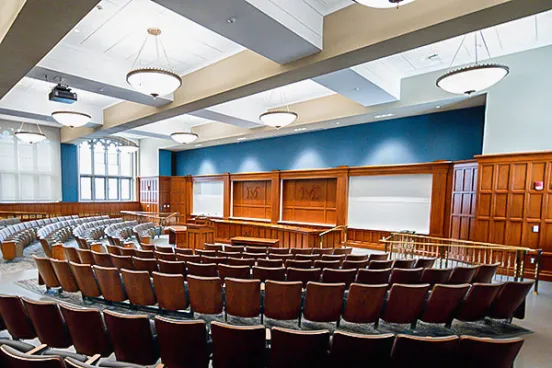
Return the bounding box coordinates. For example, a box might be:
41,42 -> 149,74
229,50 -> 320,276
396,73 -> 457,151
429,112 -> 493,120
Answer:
380,232 -> 542,293
319,225 -> 347,249
120,211 -> 181,226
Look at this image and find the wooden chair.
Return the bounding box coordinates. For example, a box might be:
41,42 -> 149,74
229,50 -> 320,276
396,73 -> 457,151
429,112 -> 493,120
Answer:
227,257 -> 256,267
155,245 -> 174,254
200,255 -> 227,265
456,283 -> 503,322
284,259 -> 312,269
245,246 -> 267,254
314,260 -> 341,270
343,283 -> 388,327
187,275 -> 223,315
210,322 -> 266,368
69,263 -> 102,298
121,269 -> 156,307
392,259 -> 417,269
33,256 -> 60,290
268,253 -> 294,262
152,272 -> 189,312
252,266 -> 286,282
155,251 -> 176,262
59,304 -> 113,357
110,254 -> 134,271
448,265 -> 480,284
368,260 -> 394,269
224,245 -> 245,253
329,331 -> 394,367
269,327 -> 330,368
321,268 -> 356,287
355,268 -> 392,285
175,254 -> 200,263
321,254 -> 346,264
0,295 -> 37,340
140,243 -> 155,252
454,336 -> 524,368
295,254 -> 321,261
472,263 -> 500,283
332,247 -> 353,255
487,281 -> 534,320
264,281 -> 303,324
218,264 -> 251,280
154,317 -> 209,368
204,243 -> 224,252
391,335 -> 459,368
345,254 -> 368,262
286,268 -> 321,288
103,310 -> 159,365
157,260 -> 186,276
290,248 -> 313,255
219,251 -> 241,258
174,248 -> 194,255
91,251 -> 113,267
195,249 -> 216,257
303,282 -> 345,325
132,257 -> 158,275
342,259 -> 370,270
76,249 -> 95,265
382,284 -> 430,328
93,265 -> 127,303
135,249 -> 155,259
62,246 -> 80,264
22,298 -> 72,349
187,262 -> 218,277
119,247 -> 136,257
268,247 -> 290,255
242,252 -> 265,261
368,253 -> 389,262
413,257 -> 437,269
312,248 -> 333,255
106,245 -> 121,256
388,268 -> 423,285
420,268 -> 452,285
420,284 -> 470,326
257,258 -> 284,268
225,278 -> 261,321
0,345 -> 65,368
50,259 -> 79,292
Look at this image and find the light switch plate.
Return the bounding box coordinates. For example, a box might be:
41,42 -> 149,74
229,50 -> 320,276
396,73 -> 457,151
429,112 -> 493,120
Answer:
532,225 -> 540,233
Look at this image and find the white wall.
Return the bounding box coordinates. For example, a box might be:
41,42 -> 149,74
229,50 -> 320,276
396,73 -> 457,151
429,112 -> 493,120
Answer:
483,46 -> 552,154
139,138 -> 172,177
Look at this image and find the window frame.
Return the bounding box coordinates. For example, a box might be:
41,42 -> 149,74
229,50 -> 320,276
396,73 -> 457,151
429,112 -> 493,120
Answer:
78,139 -> 135,202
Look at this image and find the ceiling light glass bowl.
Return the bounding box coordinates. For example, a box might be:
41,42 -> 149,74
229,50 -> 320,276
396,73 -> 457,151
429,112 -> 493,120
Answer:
15,131 -> 47,144
171,132 -> 199,144
51,111 -> 91,128
436,64 -> 510,95
354,0 -> 416,8
118,144 -> 139,153
259,111 -> 298,129
126,67 -> 182,98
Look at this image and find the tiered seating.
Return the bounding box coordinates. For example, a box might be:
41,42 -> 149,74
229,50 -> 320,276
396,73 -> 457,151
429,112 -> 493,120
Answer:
0,217 -> 20,229
73,218 -> 123,244
133,222 -> 160,243
104,221 -> 138,246
0,294 -> 525,368
0,216 -> 78,260
33,249 -> 534,329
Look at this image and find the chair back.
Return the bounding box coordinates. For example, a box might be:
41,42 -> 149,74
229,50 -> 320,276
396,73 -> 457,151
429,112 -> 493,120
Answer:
0,295 -> 36,339
455,336 -> 524,368
286,268 -> 321,287
200,255 -> 227,265
295,254 -> 321,261
312,248 -> 333,255
218,264 -> 251,280
246,246 -> 267,254
448,266 -> 480,284
321,268 -> 356,287
187,275 -> 223,315
110,254 -> 134,271
155,317 -> 209,368
227,257 -> 256,267
50,259 -> 79,292
135,249 -> 154,259
472,263 -> 500,283
290,248 -> 313,255
389,268 -> 423,285
420,268 -> 452,285
93,265 -> 127,302
368,253 -> 389,262
152,272 -> 189,311
103,310 -> 159,365
174,247 -> 194,255
225,278 -> 261,318
175,254 -> 200,263
391,335 -> 459,368
413,257 -> 437,269
119,247 -> 136,257
33,256 -> 60,288
204,243 -> 224,252
257,258 -> 284,268
76,249 -> 95,265
321,254 -> 345,263
268,247 -> 290,255
0,345 -> 64,368
69,262 -> 101,298
210,322 -> 266,368
343,283 -> 387,324
155,251 -> 177,262
330,331 -> 394,367
314,260 -> 341,270
456,283 -> 502,322
487,281 -> 534,320
382,284 -> 430,324
368,260 -> 394,269
121,269 -> 156,306
91,251 -> 113,268
187,262 -> 218,277
60,304 -> 113,357
63,246 -> 81,264
304,282 -> 345,323
285,259 -> 312,269
332,247 -> 353,255
269,327 -> 330,368
342,259 -> 370,270
224,245 -> 245,253
22,298 -> 72,348
345,254 -> 368,262
131,256 -> 158,275
264,281 -> 303,321
356,268 -> 392,285
421,284 -> 470,324
252,266 -> 286,282
157,259 -> 186,275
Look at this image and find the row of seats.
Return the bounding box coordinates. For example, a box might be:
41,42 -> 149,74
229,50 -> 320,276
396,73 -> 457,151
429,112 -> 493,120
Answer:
203,242 -> 354,256
0,295 -> 525,368
38,216 -> 109,245
132,222 -> 159,244
0,217 -> 20,229
33,256 -> 533,329
0,216 -> 79,260
104,221 -> 138,245
73,218 -> 123,242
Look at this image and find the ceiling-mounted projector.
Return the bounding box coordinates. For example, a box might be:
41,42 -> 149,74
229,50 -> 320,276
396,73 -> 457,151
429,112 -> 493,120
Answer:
49,84 -> 77,104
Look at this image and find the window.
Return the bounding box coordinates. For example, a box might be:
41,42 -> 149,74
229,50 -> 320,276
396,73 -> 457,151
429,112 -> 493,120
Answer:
0,126 -> 61,202
192,180 -> 224,217
78,139 -> 135,201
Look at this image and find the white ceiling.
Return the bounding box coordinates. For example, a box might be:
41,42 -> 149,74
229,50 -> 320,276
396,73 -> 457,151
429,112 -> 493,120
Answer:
353,9 -> 552,98
130,114 -> 211,136
304,0 -> 353,16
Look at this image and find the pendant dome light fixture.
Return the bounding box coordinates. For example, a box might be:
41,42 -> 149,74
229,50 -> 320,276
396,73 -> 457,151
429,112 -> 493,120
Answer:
353,0 -> 416,9
259,87 -> 298,129
171,131 -> 199,145
51,111 -> 91,128
436,31 -> 509,95
126,28 -> 182,98
15,122 -> 47,144
117,137 -> 139,153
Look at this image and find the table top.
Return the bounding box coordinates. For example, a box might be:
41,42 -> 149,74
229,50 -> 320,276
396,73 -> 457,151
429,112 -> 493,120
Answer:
231,236 -> 280,245
167,225 -> 187,232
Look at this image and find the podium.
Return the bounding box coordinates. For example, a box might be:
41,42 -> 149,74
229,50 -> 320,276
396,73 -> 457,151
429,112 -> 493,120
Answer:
168,224 -> 215,251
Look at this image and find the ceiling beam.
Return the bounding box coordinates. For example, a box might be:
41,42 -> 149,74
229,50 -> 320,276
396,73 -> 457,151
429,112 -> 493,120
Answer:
61,0 -> 552,143
0,0 -> 99,100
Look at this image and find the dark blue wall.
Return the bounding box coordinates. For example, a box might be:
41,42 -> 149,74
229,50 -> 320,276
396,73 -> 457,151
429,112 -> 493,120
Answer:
175,107 -> 485,176
159,149 -> 173,176
60,143 -> 79,202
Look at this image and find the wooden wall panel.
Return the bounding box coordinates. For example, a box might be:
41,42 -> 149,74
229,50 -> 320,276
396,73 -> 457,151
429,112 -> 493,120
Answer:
281,178 -> 337,225
232,180 -> 272,220
474,151 -> 552,280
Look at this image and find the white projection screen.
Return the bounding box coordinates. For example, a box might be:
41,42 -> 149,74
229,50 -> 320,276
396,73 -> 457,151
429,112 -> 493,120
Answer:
348,174 -> 433,233
192,181 -> 224,217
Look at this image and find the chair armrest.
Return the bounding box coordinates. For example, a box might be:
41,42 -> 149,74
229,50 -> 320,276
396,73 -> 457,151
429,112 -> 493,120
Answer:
85,354 -> 102,365
27,344 -> 48,355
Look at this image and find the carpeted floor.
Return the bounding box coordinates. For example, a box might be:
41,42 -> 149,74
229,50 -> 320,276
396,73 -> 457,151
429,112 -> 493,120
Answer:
16,278 -> 533,339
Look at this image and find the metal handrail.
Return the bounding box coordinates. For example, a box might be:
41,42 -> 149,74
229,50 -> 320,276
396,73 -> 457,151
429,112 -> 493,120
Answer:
319,225 -> 348,249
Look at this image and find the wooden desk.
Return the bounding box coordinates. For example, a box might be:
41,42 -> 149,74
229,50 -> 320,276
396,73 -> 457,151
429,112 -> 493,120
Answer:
167,226 -> 187,248
231,236 -> 279,247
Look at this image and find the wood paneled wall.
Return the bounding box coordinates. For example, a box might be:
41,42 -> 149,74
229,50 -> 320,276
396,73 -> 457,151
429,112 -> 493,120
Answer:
281,178 -> 337,225
450,161 -> 478,240
232,180 -> 272,220
474,151 -> 552,280
0,202 -> 140,218
138,177 -> 171,213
